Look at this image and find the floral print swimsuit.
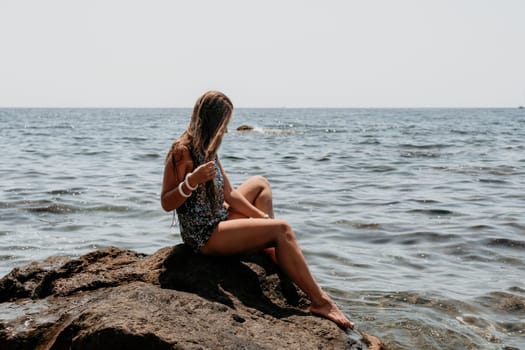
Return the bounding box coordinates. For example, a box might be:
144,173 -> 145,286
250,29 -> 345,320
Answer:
176,146 -> 228,252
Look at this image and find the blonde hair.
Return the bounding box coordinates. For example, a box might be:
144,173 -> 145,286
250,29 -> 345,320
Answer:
167,91 -> 233,205
187,90 -> 233,160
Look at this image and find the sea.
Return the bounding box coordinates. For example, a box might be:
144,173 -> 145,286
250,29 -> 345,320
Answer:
0,107 -> 524,349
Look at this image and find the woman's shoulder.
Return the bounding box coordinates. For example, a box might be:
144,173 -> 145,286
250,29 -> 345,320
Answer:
170,142 -> 192,163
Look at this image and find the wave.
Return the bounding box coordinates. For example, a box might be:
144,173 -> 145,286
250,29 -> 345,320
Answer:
400,150 -> 441,158
11,199 -> 132,215
399,143 -> 451,149
436,165 -> 520,176
468,224 -> 496,230
121,136 -> 148,142
132,153 -> 161,160
20,123 -> 74,130
352,223 -> 382,229
396,231 -> 456,244
366,165 -> 397,173
358,139 -> 381,145
332,219 -> 384,231
478,178 -> 508,184
484,238 -> 525,250
411,199 -> 441,204
222,155 -> 245,161
408,209 -> 458,216
26,203 -> 78,214
474,290 -> 525,315
47,188 -> 86,196
503,222 -> 525,231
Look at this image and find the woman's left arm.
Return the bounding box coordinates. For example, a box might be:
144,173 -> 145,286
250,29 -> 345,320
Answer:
219,159 -> 267,219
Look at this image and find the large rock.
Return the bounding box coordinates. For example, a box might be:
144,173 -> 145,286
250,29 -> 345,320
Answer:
0,245 -> 387,349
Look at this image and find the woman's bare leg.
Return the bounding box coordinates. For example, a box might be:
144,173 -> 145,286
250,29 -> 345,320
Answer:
228,176 -> 276,261
228,175 -> 274,218
201,218 -> 354,329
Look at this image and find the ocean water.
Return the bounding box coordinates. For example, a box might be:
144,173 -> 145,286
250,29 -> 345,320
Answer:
1,107 -> 524,349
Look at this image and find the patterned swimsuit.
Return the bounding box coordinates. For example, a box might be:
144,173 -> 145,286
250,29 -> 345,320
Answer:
176,146 -> 228,252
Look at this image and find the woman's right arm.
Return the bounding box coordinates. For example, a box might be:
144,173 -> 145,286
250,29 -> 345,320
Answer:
160,147 -> 217,212
160,147 -> 193,212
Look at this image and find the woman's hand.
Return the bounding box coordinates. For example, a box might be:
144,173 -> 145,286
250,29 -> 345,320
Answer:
188,161 -> 216,186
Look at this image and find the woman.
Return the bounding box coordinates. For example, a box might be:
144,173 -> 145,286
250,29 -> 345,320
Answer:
161,91 -> 353,329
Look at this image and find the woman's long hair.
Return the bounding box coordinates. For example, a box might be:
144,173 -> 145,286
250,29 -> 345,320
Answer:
167,91 -> 233,206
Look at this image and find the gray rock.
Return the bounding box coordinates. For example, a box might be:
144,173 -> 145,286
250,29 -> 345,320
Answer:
0,245 -> 387,350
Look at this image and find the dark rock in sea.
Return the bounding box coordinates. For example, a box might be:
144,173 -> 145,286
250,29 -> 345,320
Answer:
0,245 -> 386,349
236,125 -> 255,131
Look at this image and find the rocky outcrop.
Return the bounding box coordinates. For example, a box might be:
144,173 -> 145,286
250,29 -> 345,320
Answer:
0,245 -> 386,349
236,125 -> 255,131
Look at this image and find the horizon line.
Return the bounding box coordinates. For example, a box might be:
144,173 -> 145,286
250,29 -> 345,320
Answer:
1,105 -> 523,109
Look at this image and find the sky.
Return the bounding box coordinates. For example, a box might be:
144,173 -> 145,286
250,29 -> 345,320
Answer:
1,0 -> 524,108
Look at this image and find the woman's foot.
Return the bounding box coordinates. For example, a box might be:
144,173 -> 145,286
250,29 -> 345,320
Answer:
309,294 -> 354,329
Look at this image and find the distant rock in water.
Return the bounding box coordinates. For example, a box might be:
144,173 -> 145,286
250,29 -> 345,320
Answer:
235,124 -> 299,135
0,245 -> 387,350
236,124 -> 255,131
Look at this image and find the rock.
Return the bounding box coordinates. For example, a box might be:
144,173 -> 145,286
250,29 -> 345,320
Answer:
0,245 -> 387,350
236,125 -> 255,131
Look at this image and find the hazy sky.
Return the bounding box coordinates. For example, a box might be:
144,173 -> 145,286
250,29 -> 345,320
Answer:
1,0 -> 524,107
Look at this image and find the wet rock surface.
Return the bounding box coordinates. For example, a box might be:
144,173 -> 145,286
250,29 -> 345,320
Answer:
236,125 -> 255,131
0,245 -> 387,349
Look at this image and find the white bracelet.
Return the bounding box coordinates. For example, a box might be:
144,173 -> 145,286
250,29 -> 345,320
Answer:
178,182 -> 191,198
184,172 -> 198,191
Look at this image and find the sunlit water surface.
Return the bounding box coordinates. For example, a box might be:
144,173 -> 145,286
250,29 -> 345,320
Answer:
1,108 -> 524,349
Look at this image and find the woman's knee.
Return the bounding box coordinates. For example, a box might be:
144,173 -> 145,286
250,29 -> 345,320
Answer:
251,175 -> 271,190
274,219 -> 296,242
